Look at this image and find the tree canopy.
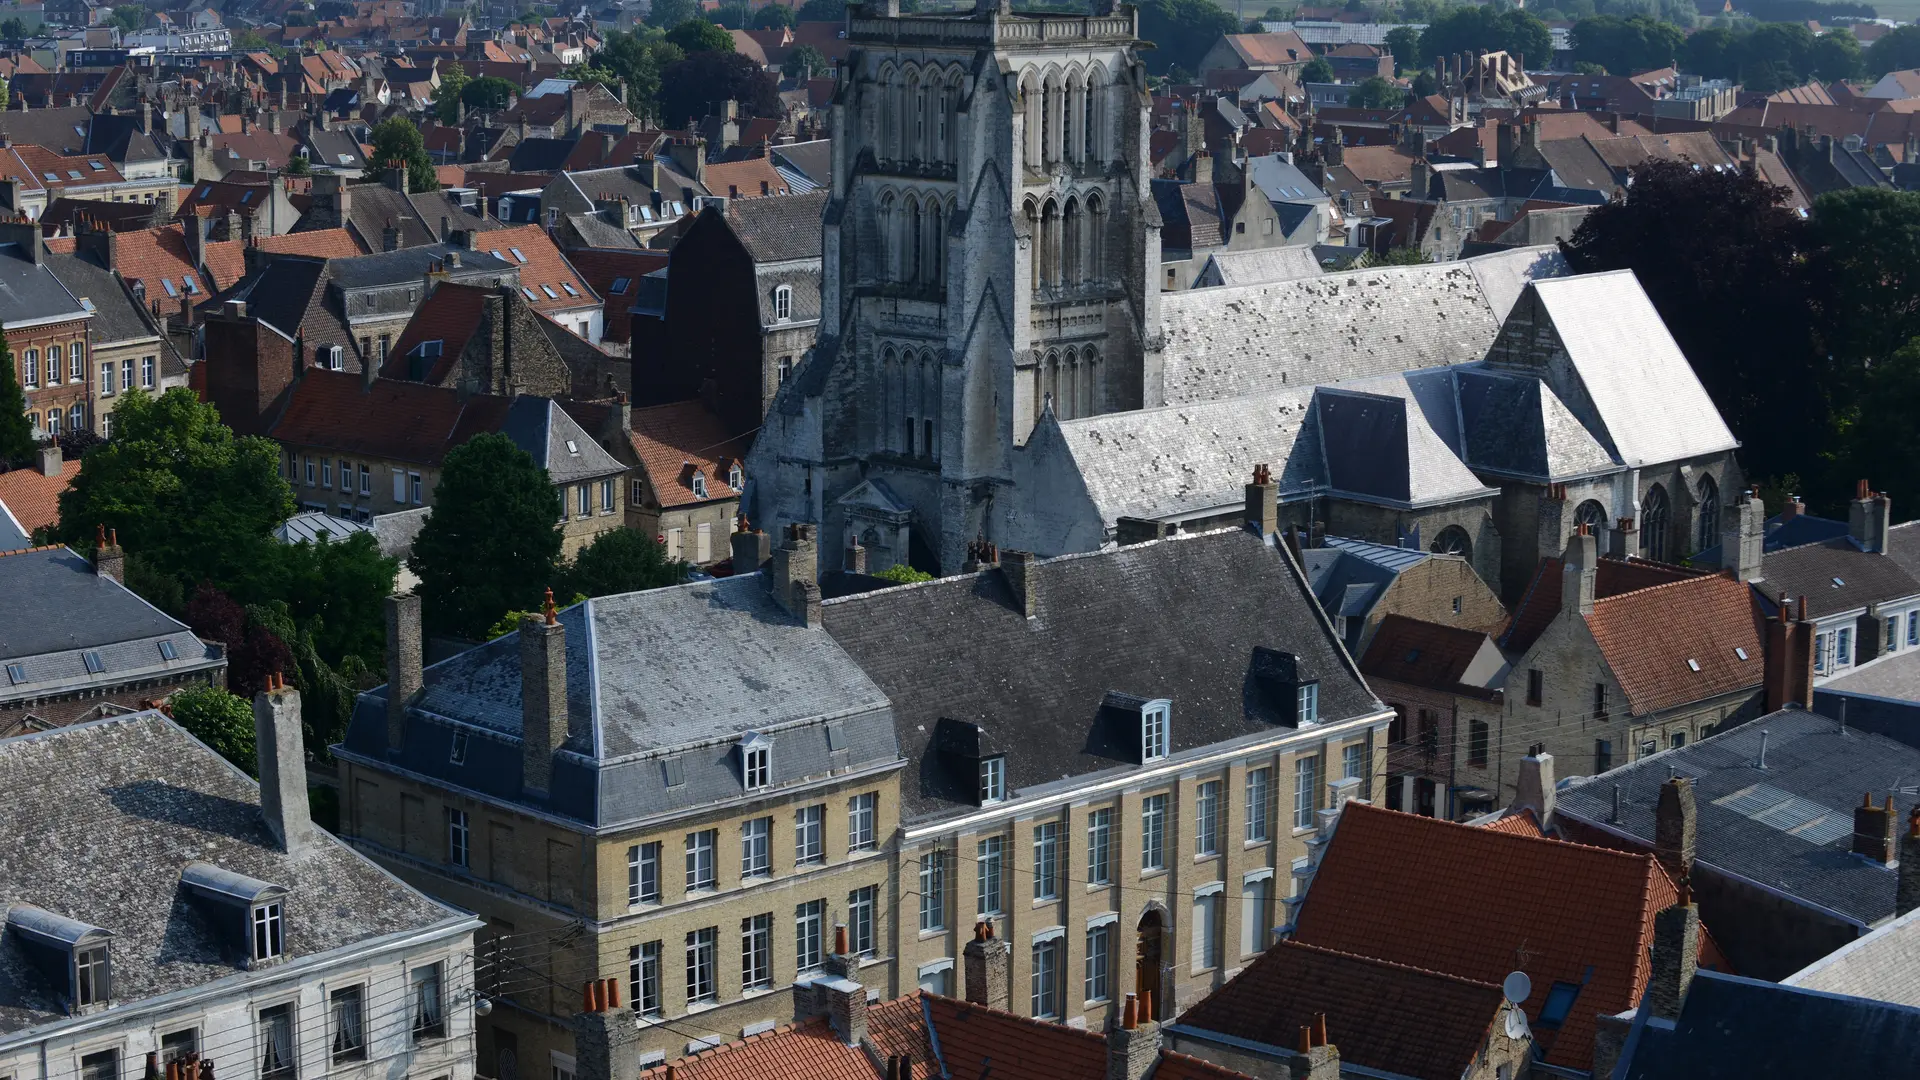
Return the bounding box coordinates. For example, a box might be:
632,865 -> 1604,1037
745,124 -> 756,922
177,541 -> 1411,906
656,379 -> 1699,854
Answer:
1568,15 -> 1683,77
433,61 -> 470,124
1347,76 -> 1405,109
1869,25 -> 1920,77
1300,56 -> 1334,84
646,0 -> 698,27
665,16 -> 734,54
1137,0 -> 1239,76
1416,7 -> 1552,68
1383,26 -> 1420,73
797,0 -> 845,18
783,44 -> 829,80
168,684 -> 258,776
369,116 -> 438,192
659,50 -> 780,128
559,527 -> 688,599
752,3 -> 795,28
0,328 -> 30,467
581,30 -> 682,125
409,433 -> 563,640
461,76 -> 520,111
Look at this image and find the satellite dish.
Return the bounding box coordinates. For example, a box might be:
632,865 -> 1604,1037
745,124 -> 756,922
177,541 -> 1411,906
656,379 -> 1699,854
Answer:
1503,971 -> 1532,1005
1504,1007 -> 1531,1041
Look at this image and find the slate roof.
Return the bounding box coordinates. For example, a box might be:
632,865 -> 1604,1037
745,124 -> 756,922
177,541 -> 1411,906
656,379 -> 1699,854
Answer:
1557,708 -> 1920,927
0,713 -> 468,1033
1785,904 -> 1920,1007
629,401 -> 748,509
219,256 -> 355,363
43,252 -> 169,350
0,243 -> 87,327
1620,969 -> 1920,1079
340,577 -> 900,828
820,528 -> 1382,823
1174,939 -> 1508,1080
326,243 -> 513,288
1293,800 -> 1710,1070
1196,246 -> 1322,287
1582,572 -> 1764,716
1755,537 -> 1920,620
1453,365 -> 1616,481
1152,179 -> 1230,251
501,396 -> 625,485
726,188 -> 826,263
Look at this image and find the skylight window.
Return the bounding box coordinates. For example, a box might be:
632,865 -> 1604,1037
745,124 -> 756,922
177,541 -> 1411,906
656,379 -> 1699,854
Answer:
5,663 -> 25,685
540,284 -> 558,299
609,277 -> 630,294
489,250 -> 503,261
161,278 -> 178,297
182,274 -> 198,294
1685,658 -> 1701,672
1734,647 -> 1749,661
510,248 -> 527,263
79,297 -> 95,312
565,439 -> 579,455
1832,577 -> 1846,587
561,282 -> 578,297
522,286 -> 538,301
65,170 -> 81,180
82,651 -> 104,674
337,154 -> 352,165
41,172 -> 57,183
197,185 -> 211,198
88,160 -> 103,171
241,190 -> 253,203
159,640 -> 178,661
640,206 -> 654,221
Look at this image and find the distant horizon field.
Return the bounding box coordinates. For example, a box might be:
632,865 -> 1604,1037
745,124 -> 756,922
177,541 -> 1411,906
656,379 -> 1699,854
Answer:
1869,0 -> 1920,21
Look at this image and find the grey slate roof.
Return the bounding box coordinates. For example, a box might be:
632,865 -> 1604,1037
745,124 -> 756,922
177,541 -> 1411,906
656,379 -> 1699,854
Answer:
1195,245 -> 1322,287
0,507 -> 27,552
1784,905 -> 1920,1007
1556,708 -> 1920,926
1619,970 -> 1920,1080
820,528 -> 1384,824
341,576 -> 900,828
727,189 -> 827,264
327,243 -> 514,289
0,244 -> 87,328
1454,366 -> 1615,481
0,547 -> 221,707
502,397 -> 625,484
1755,538 -> 1920,620
0,713 -> 465,1033
770,140 -> 830,188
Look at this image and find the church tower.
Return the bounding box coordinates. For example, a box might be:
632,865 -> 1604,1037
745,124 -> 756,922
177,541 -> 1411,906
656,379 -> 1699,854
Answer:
746,0 -> 1159,574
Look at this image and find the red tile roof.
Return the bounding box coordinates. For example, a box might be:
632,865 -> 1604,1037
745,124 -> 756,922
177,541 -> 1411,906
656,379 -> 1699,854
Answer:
268,368 -> 509,464
1359,615 -> 1502,699
629,401 -> 748,510
1585,573 -> 1764,716
1177,939 -> 1508,1080
703,156 -> 792,200
104,225 -> 245,312
251,228 -> 361,260
560,247 -> 666,345
476,223 -> 598,317
1293,801 -> 1719,1069
923,995 -> 1107,1080
638,1015 -> 878,1080
0,146 -> 122,193
0,458 -> 79,535
1482,807 -> 1545,837
1503,555 -> 1705,655
386,282 -> 493,383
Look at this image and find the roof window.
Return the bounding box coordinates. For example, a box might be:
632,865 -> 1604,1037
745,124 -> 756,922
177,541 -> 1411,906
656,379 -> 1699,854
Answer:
161,278 -> 178,297
1685,658 -> 1701,672
180,863 -> 288,967
41,172 -> 57,183
197,185 -> 210,198
561,282 -> 578,297
1832,577 -> 1846,587
1250,647 -> 1319,726
540,284 -> 558,299
510,247 -> 527,263
182,274 -> 198,294
88,160 -> 103,171
488,250 -> 503,261
450,731 -> 468,764
565,439 -> 579,455
65,170 -> 81,180
5,663 -> 25,684
522,286 -> 538,301
7,904 -> 113,1011
740,732 -> 772,791
609,277 -> 630,294
1734,647 -> 1749,661
241,190 -> 253,203
1537,982 -> 1582,1029
159,640 -> 178,661
691,470 -> 708,499
82,651 -> 104,674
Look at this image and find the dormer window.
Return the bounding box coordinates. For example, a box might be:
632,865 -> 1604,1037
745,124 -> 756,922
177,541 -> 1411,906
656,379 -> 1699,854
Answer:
1252,648 -> 1319,726
979,755 -> 1006,804
181,863 -> 288,968
75,944 -> 109,1005
1142,700 -> 1170,762
6,904 -> 112,1012
1297,682 -> 1319,725
740,733 -> 771,791
252,902 -> 284,962
691,471 -> 708,499
729,463 -> 744,490
774,285 -> 792,321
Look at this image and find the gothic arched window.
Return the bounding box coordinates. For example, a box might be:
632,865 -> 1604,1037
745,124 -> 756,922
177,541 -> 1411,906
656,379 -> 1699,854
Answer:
1086,191 -> 1106,279
1431,525 -> 1472,560
1063,197 -> 1081,285
1024,199 -> 1041,290
1642,484 -> 1671,562
1695,474 -> 1719,555
1573,499 -> 1608,536
1078,345 -> 1097,418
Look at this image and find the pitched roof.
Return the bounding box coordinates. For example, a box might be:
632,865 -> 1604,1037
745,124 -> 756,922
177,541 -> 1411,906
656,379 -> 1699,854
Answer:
386,281 -> 493,382
629,400 -> 748,509
1176,939 -> 1508,1080
703,156 -> 793,200
500,396 -> 625,485
1785,904 -> 1920,1007
1293,800 -> 1709,1069
1620,970 -> 1920,1080
1221,30 -> 1313,68
560,247 -> 667,345
725,188 -> 826,263
1756,536 -> 1920,620
1360,614 -> 1502,698
0,713 -> 466,1033
1585,572 -> 1764,716
251,227 -> 362,260
1503,555 -> 1705,655
476,223 -> 597,314
638,1014 -> 880,1080
267,368 -> 510,465
96,224 -> 240,310
0,458 -> 78,536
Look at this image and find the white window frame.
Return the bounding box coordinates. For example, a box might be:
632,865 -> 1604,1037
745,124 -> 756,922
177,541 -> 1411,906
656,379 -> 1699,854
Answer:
1085,919 -> 1113,1003
1087,807 -> 1113,885
1246,767 -> 1271,843
1294,755 -> 1320,831
742,734 -> 772,791
848,885 -> 877,956
774,285 -> 792,321
1191,882 -> 1223,972
1195,780 -> 1221,857
629,941 -> 662,1016
795,804 -> 825,865
796,899 -> 825,972
1030,931 -> 1063,1019
685,927 -> 716,1004
740,913 -> 773,990
1032,821 -> 1060,902
1141,793 -> 1168,872
1241,869 -> 1274,956
740,816 -> 771,879
1298,682 -> 1319,724
1142,700 -> 1170,762
977,835 -> 1005,916
628,841 -> 660,905
848,792 -> 877,851
447,808 -> 469,868
979,755 -> 1005,804
685,829 -> 716,892
919,850 -> 947,932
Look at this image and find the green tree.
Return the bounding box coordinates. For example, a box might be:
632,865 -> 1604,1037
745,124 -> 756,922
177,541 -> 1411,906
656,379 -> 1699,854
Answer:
1741,21 -> 1816,87
1384,25 -> 1421,73
1867,25 -> 1920,77
1355,245 -> 1430,267
168,684 -> 258,776
783,43 -> 829,80
752,3 -> 795,29
1300,56 -> 1335,83
560,528 -> 688,598
275,532 -> 398,668
660,50 -> 780,127
0,17 -> 27,38
874,563 -> 933,584
1562,160 -> 1825,483
646,0 -> 698,25
666,16 -> 734,54
0,328 -> 30,466
562,62 -> 620,90
797,0 -> 845,18
369,115 -> 438,192
1569,15 -> 1684,77
1808,188 -> 1920,378
461,76 -> 520,111
106,4 -> 144,32
585,31 -> 680,123
1136,0 -> 1239,76
56,388 -> 293,603
709,1 -> 752,27
1409,68 -> 1438,96
1840,338 -> 1920,523
1573,60 -> 1607,74
1682,26 -> 1740,80
409,433 -> 563,640
434,60 -> 470,124
1347,75 -> 1406,109
1418,6 -> 1551,68
283,154 -> 310,175
1811,27 -> 1863,82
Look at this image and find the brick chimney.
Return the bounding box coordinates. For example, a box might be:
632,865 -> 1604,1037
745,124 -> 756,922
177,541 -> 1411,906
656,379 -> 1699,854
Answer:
1764,594 -> 1815,712
1647,889 -> 1700,1022
1849,479 -> 1891,554
1852,793 -> 1897,866
1001,550 -> 1038,618
1898,808 -> 1920,917
1562,524 -> 1597,616
37,443 -> 61,477
1654,777 -> 1696,890
1722,486 -> 1764,581
818,925 -> 868,1043
1106,994 -> 1162,1080
384,593 -> 422,754
1192,149 -> 1212,185
844,539 -> 867,573
520,588 -> 567,795
92,525 -> 125,583
574,979 -> 641,1080
769,523 -> 821,626
1245,463 -> 1277,541
730,516 -> 772,574
1287,1013 -> 1340,1080
962,920 -> 1011,1011
253,673 -> 315,857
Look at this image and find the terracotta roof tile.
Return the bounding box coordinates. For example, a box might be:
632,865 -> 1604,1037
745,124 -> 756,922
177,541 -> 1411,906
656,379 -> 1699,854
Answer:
637,1015 -> 878,1080
923,995 -> 1108,1080
702,157 -> 792,200
0,459 -> 79,535
1151,1051 -> 1255,1080
1503,555 -> 1706,654
386,282 -> 492,383
1176,939 -> 1507,1080
476,223 -> 597,316
1293,801 -> 1719,1069
0,146 -> 122,193
561,247 -> 667,345
107,225 -> 242,311
1584,573 -> 1764,716
1482,807 -> 1545,837
628,401 -> 748,509
252,228 -> 362,260
267,368 -> 509,464
1360,615 -> 1501,698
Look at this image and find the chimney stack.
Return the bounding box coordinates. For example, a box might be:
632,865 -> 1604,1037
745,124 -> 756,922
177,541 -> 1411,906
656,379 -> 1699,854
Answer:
92,525 -> 125,583
962,920 -> 1011,1011
1764,593 -> 1815,712
1608,516 -> 1639,560
520,589 -> 568,795
38,443 -> 61,477
1722,486 -> 1763,581
1245,463 -> 1277,541
1562,524 -> 1597,616
730,516 -> 772,574
1852,793 -> 1897,866
1899,809 -> 1920,917
574,979 -> 641,1080
253,674 -> 315,857
1850,479 -> 1891,555
1106,992 -> 1163,1080
384,593 -> 422,754
1513,752 -> 1556,826
769,523 -> 821,626
1000,550 -> 1038,618
1647,890 -> 1700,1021
1654,777 -> 1696,891
1286,1014 -> 1341,1080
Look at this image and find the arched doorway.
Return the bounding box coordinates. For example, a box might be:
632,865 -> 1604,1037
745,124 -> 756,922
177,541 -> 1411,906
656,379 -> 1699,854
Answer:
1135,908 -> 1164,1019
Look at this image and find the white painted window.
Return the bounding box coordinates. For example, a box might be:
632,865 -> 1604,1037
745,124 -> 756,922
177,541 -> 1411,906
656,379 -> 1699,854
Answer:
919,851 -> 946,931
1298,683 -> 1319,724
774,285 -> 792,321
796,900 -> 825,971
1087,808 -> 1112,884
1142,793 -> 1168,871
629,941 -> 662,1015
979,755 -> 1005,804
685,927 -> 716,1003
684,829 -> 716,891
1191,888 -> 1221,971
1246,767 -> 1271,842
1195,780 -> 1221,856
977,836 -> 1005,915
849,792 -> 877,851
1142,701 -> 1169,761
795,804 -> 825,864
446,808 -> 469,867
695,521 -> 712,563
1241,875 -> 1272,956
1033,821 -> 1060,901
628,841 -> 660,904
848,885 -> 877,955
741,817 -> 771,878
1031,936 -> 1061,1018
1294,755 -> 1319,830
1085,923 -> 1111,1002
741,913 -> 772,990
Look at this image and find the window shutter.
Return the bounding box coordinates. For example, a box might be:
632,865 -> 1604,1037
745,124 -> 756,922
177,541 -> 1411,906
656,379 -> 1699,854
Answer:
392,469 -> 406,502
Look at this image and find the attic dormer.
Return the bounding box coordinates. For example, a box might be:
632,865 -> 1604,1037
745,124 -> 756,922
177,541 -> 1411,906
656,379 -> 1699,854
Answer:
1101,692 -> 1172,765
6,904 -> 113,1014
935,717 -> 1006,807
1251,647 -> 1319,726
180,862 -> 288,968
